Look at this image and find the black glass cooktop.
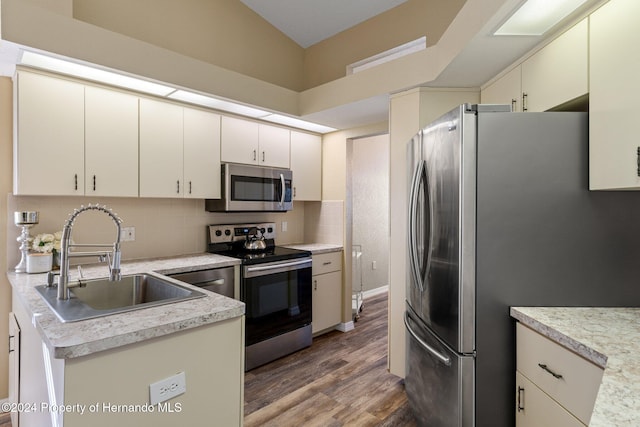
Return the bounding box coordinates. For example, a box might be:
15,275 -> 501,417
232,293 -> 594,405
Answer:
208,241 -> 311,265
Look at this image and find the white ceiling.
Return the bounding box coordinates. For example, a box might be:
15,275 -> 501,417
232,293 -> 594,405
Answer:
240,0 -> 408,48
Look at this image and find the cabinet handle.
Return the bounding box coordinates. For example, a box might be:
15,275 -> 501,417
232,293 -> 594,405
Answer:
8,334 -> 14,353
262,151 -> 265,162
636,147 -> 640,177
538,363 -> 563,379
177,180 -> 180,194
323,261 -> 332,266
314,280 -> 317,291
74,174 -> 78,191
189,181 -> 192,194
517,386 -> 525,412
253,150 -> 257,161
93,175 -> 96,192
511,98 -> 517,112
522,93 -> 528,112
293,187 -> 297,198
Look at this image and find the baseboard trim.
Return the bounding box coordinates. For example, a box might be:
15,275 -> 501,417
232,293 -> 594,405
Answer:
362,285 -> 388,299
336,321 -> 355,332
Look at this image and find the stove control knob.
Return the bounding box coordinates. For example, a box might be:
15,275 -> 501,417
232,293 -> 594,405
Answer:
267,227 -> 273,233
224,229 -> 231,236
215,230 -> 222,237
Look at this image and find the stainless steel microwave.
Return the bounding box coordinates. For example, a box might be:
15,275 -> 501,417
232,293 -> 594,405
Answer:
205,163 -> 293,212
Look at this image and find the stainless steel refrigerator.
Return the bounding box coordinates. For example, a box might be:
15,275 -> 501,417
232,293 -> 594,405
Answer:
404,104 -> 640,427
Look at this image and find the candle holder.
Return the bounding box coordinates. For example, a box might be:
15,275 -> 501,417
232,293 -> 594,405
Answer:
14,211 -> 39,273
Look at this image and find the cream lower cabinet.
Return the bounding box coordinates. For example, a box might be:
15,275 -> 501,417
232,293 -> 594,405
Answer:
8,313 -> 20,427
589,0 -> 640,190
290,131 -> 321,201
312,251 -> 342,334
15,71 -> 85,195
515,323 -> 603,427
13,293 -> 244,427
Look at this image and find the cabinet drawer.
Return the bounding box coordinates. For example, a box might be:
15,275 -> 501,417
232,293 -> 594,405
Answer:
515,371 -> 584,427
312,251 -> 342,275
516,323 -> 603,425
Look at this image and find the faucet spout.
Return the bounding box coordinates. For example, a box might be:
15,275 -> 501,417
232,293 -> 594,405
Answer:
57,204 -> 123,300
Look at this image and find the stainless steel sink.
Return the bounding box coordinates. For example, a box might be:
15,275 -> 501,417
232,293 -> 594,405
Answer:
35,273 -> 205,323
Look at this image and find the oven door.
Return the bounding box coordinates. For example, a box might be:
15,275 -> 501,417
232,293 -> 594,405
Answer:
242,257 -> 312,346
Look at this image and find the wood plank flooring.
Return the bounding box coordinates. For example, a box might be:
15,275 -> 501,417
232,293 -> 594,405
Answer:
244,292 -> 417,427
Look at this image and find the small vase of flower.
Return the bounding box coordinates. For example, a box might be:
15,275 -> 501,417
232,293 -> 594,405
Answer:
30,232 -> 63,271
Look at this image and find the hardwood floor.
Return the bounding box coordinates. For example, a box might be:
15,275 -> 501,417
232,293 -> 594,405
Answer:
244,292 -> 417,427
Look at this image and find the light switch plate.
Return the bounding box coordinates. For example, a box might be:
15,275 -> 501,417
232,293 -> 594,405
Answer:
149,371 -> 186,405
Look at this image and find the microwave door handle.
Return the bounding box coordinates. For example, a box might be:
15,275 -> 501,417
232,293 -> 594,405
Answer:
279,173 -> 285,207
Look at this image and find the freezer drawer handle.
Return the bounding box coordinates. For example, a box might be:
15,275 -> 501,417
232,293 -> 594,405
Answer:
538,363 -> 563,379
404,311 -> 451,366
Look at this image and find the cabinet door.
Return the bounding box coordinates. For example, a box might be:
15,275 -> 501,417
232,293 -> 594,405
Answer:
590,0 -> 640,190
481,66 -> 522,112
259,124 -> 290,168
8,313 -> 20,427
290,131 -> 321,200
312,270 -> 342,333
15,71 -> 84,195
139,98 -> 184,197
515,372 -> 584,427
183,108 -> 221,199
85,86 -> 139,197
221,116 -> 259,165
521,19 -> 588,112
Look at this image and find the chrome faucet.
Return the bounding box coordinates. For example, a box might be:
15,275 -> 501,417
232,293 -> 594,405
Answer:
56,204 -> 123,300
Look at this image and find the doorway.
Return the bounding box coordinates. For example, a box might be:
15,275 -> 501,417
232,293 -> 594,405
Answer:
347,133 -> 390,319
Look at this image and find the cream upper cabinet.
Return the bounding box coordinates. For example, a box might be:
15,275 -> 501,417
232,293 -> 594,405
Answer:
521,19 -> 588,112
139,98 -> 184,198
312,251 -> 343,334
290,131 -> 321,201
258,124 -> 290,168
221,116 -> 260,165
221,116 -> 290,168
183,108 -> 221,199
85,86 -> 139,197
15,71 -> 85,196
589,0 -> 640,190
480,66 -> 522,112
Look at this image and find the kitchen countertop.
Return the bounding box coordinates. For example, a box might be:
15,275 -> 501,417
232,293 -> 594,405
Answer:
511,306 -> 640,426
283,243 -> 343,254
8,253 -> 244,359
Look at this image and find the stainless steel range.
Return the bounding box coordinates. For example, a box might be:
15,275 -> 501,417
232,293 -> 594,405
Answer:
207,222 -> 312,371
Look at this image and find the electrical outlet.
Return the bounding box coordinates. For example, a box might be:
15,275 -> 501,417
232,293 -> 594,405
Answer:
281,221 -> 288,232
149,372 -> 186,405
372,261 -> 377,270
122,226 -> 135,242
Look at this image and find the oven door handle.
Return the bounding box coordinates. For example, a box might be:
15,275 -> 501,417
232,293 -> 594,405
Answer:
246,259 -> 311,273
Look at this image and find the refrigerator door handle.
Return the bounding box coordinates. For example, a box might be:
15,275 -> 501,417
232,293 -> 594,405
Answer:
404,311 -> 451,366
408,159 -> 431,292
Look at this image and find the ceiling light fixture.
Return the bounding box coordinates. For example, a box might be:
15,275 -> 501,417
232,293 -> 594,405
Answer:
19,50 -> 336,133
347,36 -> 426,75
494,0 -> 588,36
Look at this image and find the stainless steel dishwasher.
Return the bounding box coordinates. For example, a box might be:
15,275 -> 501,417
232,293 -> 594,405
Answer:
168,266 -> 235,299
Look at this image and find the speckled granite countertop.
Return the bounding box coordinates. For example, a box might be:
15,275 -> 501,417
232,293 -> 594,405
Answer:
283,243 -> 343,254
8,254 -> 244,360
511,307 -> 640,426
